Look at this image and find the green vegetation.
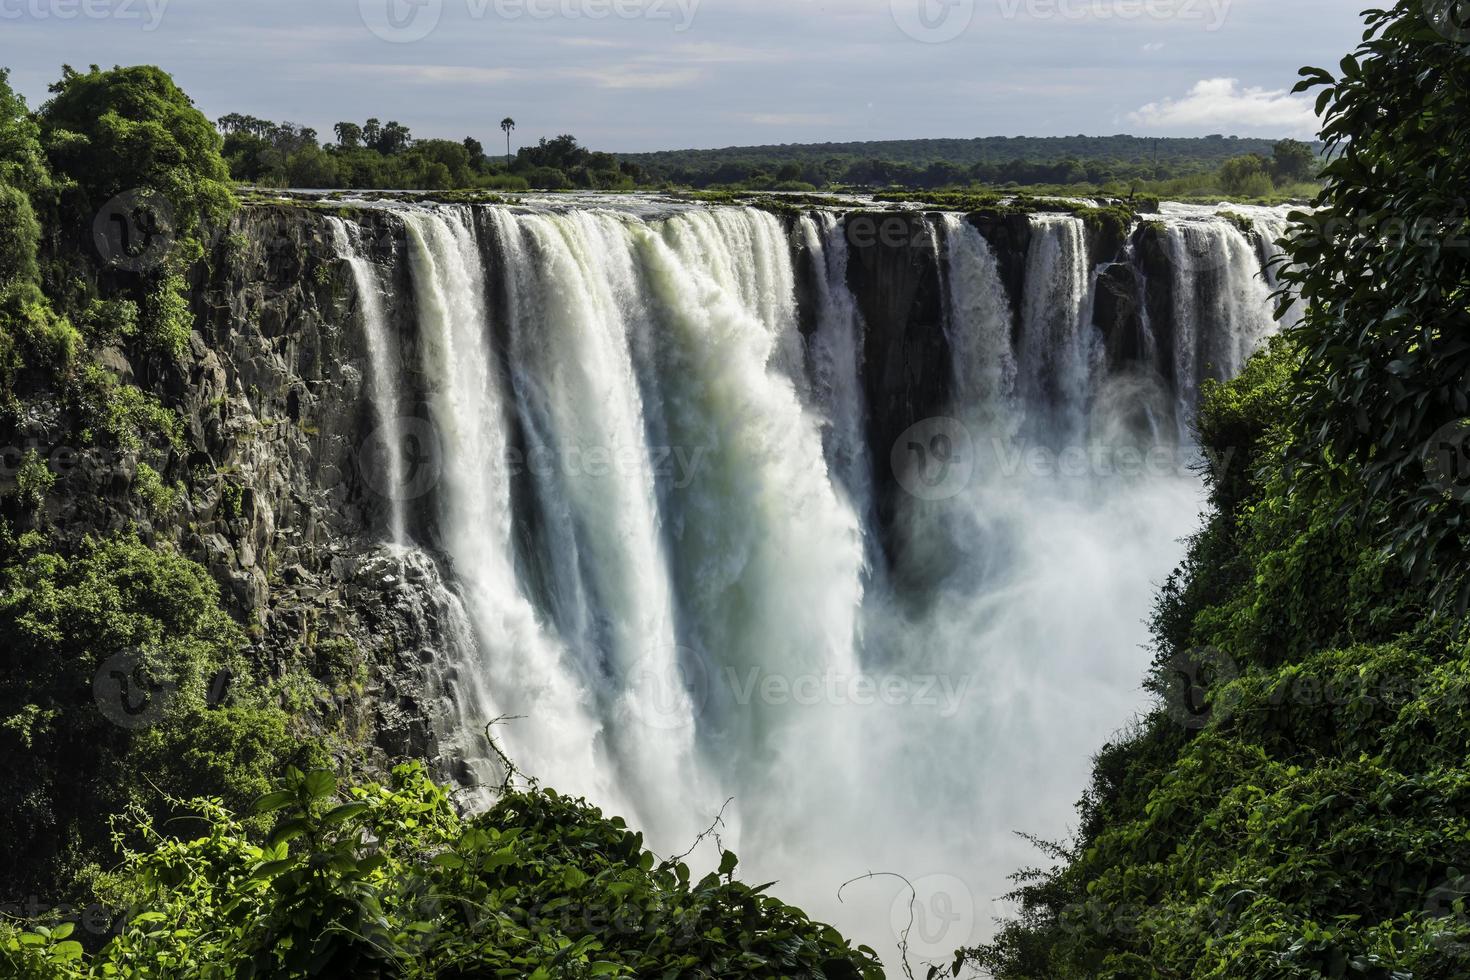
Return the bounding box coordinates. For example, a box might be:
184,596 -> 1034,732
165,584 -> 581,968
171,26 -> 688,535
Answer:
213,109 -> 1318,202
0,533 -> 318,901
964,4 -> 1470,977
621,134 -> 1321,199
218,115 -> 639,192
1,765 -> 882,978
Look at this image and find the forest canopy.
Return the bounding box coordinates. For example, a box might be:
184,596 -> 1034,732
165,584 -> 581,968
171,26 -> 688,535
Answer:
211,109 -> 1321,200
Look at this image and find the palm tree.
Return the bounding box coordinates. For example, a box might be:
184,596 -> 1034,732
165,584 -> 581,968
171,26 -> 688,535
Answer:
500,117 -> 516,167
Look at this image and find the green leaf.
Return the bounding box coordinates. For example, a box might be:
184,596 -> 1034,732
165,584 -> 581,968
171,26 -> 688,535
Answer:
252,790 -> 295,815
320,802 -> 369,825
302,770 -> 337,801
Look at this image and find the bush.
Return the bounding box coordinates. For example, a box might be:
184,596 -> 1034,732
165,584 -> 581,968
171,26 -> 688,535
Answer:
2,764 -> 884,979
523,166 -> 571,190
12,449 -> 55,510
140,273 -> 192,360
0,183 -> 40,288
0,535 -> 312,899
40,64 -> 235,257
0,281 -> 82,378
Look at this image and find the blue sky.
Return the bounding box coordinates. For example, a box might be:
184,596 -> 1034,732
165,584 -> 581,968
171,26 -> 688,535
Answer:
1,0 -> 1366,151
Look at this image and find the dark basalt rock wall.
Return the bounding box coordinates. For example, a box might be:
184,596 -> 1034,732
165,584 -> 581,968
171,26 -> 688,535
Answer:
1,204 -> 454,774
968,210 -> 1033,326
184,206 -> 453,768
842,210 -> 951,559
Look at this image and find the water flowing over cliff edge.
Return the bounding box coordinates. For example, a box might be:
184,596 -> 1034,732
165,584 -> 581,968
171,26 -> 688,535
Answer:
167,197 -> 1290,960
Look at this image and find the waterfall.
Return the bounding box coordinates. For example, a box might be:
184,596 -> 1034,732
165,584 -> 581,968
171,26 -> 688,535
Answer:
398,206 -> 626,816
329,217 -> 409,547
1160,215 -> 1280,429
631,209 -> 866,798
799,212 -> 875,535
1017,215 -> 1099,437
325,199 -> 1293,968
941,214 -> 1018,422
483,207 -> 706,841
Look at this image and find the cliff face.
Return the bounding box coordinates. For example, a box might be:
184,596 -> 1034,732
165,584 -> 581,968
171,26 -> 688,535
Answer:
2,201 -> 1255,782
3,205 -> 449,771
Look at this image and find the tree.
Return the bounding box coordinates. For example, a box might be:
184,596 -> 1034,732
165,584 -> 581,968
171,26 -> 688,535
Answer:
462,135 -> 485,171
1217,152 -> 1272,194
0,69 -> 48,195
1269,138 -> 1319,183
332,121 -> 363,150
500,116 -> 515,166
285,144 -> 338,188
370,120 -> 411,155
0,185 -> 41,288
362,117 -> 382,150
1283,0 -> 1470,604
39,65 -> 234,250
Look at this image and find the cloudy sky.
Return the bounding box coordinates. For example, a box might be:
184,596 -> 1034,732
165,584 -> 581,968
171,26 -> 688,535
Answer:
2,0 -> 1365,151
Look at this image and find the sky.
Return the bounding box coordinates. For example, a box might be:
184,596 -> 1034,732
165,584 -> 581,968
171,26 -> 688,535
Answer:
0,0 -> 1368,152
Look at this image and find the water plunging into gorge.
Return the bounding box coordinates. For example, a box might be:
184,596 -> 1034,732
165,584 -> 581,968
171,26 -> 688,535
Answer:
327,199 -> 1285,963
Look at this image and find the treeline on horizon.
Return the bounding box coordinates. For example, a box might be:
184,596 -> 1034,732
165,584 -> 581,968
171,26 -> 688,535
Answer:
218,109 -> 1322,200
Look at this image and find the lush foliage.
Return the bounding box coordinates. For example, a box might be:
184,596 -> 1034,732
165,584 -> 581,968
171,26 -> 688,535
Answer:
1280,5 -> 1470,611
41,65 -> 234,257
964,4 -> 1470,978
211,110 -> 1318,199
215,114 -> 638,193
1,764 -> 883,979
0,532 -> 320,901
621,134 -> 1320,196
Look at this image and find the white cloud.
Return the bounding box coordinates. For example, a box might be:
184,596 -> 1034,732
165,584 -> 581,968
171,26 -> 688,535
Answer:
566,67 -> 701,90
337,64 -> 524,85
1141,42 -> 1165,52
740,112 -> 841,126
1128,78 -> 1318,135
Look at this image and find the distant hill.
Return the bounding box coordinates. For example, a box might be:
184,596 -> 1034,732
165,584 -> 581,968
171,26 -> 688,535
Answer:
618,135 -> 1323,188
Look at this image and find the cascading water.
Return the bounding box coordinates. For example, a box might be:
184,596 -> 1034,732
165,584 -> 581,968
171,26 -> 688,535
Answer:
1158,207 -> 1289,432
328,217 -> 409,548
330,199 -> 1291,970
799,212 -> 875,527
941,214 -> 1018,420
1016,214 -> 1100,437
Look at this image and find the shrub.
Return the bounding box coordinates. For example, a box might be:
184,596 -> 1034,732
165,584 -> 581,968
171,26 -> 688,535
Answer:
13,449 -> 55,510
0,183 -> 40,288
3,764 -> 884,979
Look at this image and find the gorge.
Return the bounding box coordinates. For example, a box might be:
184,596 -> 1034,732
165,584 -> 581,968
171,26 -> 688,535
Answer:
149,194 -> 1290,958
